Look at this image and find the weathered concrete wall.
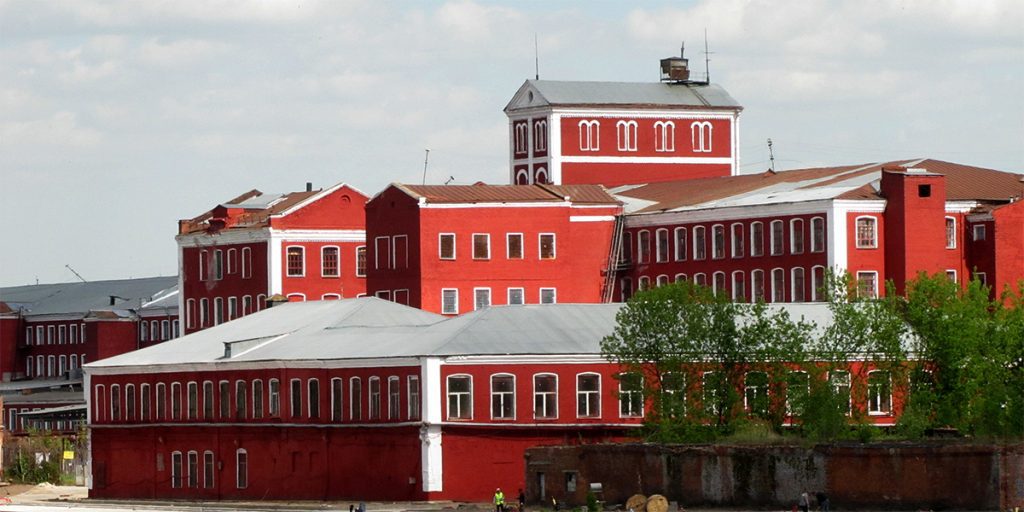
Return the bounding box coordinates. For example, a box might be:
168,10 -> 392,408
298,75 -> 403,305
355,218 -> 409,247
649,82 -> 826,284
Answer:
525,443 -> 1024,510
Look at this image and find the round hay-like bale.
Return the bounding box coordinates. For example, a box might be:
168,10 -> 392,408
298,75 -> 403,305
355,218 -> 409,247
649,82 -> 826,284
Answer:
625,494 -> 647,512
646,494 -> 668,512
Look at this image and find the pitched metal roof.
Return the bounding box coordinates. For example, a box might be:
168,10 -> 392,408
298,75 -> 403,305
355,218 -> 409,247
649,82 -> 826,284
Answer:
615,159 -> 1024,214
85,297 -> 849,371
505,80 -> 742,112
0,277 -> 178,317
394,183 -> 620,205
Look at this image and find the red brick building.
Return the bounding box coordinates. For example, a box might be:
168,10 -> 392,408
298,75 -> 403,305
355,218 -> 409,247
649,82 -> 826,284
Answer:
176,182 -> 368,334
365,183 -> 622,314
611,160 -> 1024,302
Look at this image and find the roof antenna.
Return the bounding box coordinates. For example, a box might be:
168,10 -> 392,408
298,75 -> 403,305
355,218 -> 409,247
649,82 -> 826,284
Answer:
65,264 -> 87,283
767,138 -> 776,173
421,149 -> 430,185
534,33 -> 540,80
444,176 -> 455,185
703,28 -> 713,84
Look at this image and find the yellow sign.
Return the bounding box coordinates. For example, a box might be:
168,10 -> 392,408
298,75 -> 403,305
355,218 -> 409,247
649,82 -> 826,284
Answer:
63,451 -> 74,460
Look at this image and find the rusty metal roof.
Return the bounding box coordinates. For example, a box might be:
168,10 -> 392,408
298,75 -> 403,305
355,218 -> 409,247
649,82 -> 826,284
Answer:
396,183 -> 620,205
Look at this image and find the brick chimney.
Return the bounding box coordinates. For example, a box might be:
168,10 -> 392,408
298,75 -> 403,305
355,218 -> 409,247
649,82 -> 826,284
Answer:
880,167 -> 947,294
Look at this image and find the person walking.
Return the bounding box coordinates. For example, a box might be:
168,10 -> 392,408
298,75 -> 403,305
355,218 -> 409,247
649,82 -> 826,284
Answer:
798,491 -> 809,512
517,488 -> 526,512
494,487 -> 506,512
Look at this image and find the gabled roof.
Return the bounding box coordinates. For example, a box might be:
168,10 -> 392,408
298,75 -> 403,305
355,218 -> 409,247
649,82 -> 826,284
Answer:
85,297 -> 846,371
614,159 -> 1024,214
505,80 -> 742,112
0,277 -> 178,318
178,182 -> 365,235
391,183 -> 620,206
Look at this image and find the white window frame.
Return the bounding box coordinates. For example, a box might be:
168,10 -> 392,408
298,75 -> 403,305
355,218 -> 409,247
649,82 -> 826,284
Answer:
355,246 -> 366,277
791,267 -> 806,302
235,449 -> 248,489
690,121 -> 712,152
655,228 -> 669,263
321,245 -> 341,277
446,374 -> 473,420
673,227 -> 687,261
618,373 -> 644,418
867,370 -> 892,416
730,223 -> 744,258
472,233 -> 491,260
241,247 -> 252,279
810,217 -> 825,253
856,271 -> 879,298
711,224 -> 725,259
811,265 -> 826,301
731,271 -> 746,302
855,216 -> 878,249
790,218 -> 805,254
539,233 -> 556,260
473,287 -> 491,310
349,376 -> 362,420
616,120 -> 638,152
438,233 -> 456,260
575,372 -> 601,418
490,373 -> 516,420
771,268 -> 786,302
441,288 -> 459,315
637,229 -> 650,263
770,220 -> 785,255
506,233 -> 524,259
972,224 -> 986,241
407,375 -> 420,420
654,120 -> 675,152
533,373 -> 558,420
534,119 -> 547,152
286,245 -> 305,276
507,287 -> 525,305
692,226 -> 706,260
539,287 -> 556,304
578,120 -> 600,151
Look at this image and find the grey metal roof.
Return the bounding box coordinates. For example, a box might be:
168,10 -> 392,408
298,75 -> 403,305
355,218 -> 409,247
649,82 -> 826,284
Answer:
4,390 -> 85,405
0,276 -> 177,317
506,79 -> 742,112
86,297 -> 858,371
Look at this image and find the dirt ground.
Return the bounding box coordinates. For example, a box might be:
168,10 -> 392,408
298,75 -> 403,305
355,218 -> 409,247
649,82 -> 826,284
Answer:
0,483 -> 37,498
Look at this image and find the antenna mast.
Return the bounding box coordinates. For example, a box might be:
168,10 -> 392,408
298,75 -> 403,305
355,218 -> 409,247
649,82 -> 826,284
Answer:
534,34 -> 540,80
703,29 -> 712,84
65,264 -> 87,283
421,149 -> 430,185
767,138 -> 776,172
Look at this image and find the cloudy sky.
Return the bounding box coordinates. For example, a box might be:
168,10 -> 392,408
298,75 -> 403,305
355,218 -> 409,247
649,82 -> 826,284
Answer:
2,0 -> 1022,287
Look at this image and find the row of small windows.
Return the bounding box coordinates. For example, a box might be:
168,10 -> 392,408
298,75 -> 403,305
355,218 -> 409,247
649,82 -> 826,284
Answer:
444,370 -> 895,421
578,120 -> 712,153
628,218 -> 828,265
441,287 -> 556,315
186,295 -> 265,330
7,408 -> 84,433
94,375 -> 421,424
513,119 -> 547,155
169,449 -> 245,490
23,323 -> 87,346
139,319 -> 180,343
199,247 -> 253,281
439,233 -> 556,261
24,353 -> 86,380
623,266 -> 833,303
286,246 -> 366,278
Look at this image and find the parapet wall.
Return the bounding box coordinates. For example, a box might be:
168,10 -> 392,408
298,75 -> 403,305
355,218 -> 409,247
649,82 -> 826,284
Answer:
524,443 -> 1024,510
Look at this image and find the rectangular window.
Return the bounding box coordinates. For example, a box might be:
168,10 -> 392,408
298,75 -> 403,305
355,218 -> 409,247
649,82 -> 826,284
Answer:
868,371 -> 892,415
141,383 -> 151,421
618,373 -> 644,417
331,378 -> 343,422
290,379 -> 302,418
507,233 -> 523,259
576,374 -> 600,418
219,381 -> 230,419
744,372 -> 769,418
474,288 -> 491,310
732,271 -> 746,302
507,288 -> 525,305
408,376 -> 420,420
447,375 -> 472,420
856,271 -> 878,298
236,450 -> 248,489
439,234 -> 456,260
111,385 -> 122,421
792,267 -> 806,302
637,230 -> 650,263
772,268 -> 786,302
973,224 -> 985,241
786,371 -> 809,416
214,297 -> 223,325
945,217 -> 956,249
388,377 -> 400,420
812,266 -> 826,301
673,227 -> 687,261
539,234 -> 556,259
830,371 -> 852,415
374,236 -> 390,270
171,383 -> 182,420
47,325 -> 54,344
770,220 -> 785,255
655,229 -> 669,263
441,288 -> 458,314
491,374 -> 515,420
227,297 -> 237,321
199,250 -> 207,282
533,374 -> 557,419
540,288 -> 556,304
811,217 -> 825,253
731,224 -> 744,258
286,246 -> 304,276
156,383 -> 166,420
227,248 -> 237,274
693,227 -> 706,260
355,246 -> 366,276
308,379 -> 320,419
58,325 -> 66,344
856,217 -> 878,248
322,246 -> 340,277
790,219 -> 805,254
472,233 -> 490,259
393,235 -> 408,269
946,270 -> 957,283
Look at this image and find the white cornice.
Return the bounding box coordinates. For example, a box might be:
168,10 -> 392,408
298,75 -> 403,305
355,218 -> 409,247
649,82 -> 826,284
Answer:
624,200 -> 834,228
85,357 -> 423,376
552,108 -> 737,119
268,229 -> 366,243
441,354 -> 610,365
562,156 -> 733,165
176,229 -> 270,246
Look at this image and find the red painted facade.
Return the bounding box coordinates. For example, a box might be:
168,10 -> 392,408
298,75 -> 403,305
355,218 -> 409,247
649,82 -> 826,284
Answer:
365,184 -> 621,314
178,184 -> 368,333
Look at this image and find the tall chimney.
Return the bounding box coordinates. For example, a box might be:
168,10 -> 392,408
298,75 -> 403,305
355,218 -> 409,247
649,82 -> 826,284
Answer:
306,182 -> 313,192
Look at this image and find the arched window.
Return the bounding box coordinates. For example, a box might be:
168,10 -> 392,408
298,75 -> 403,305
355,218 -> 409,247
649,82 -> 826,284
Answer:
673,227 -> 687,261
791,267 -> 806,302
770,220 -> 785,255
731,271 -> 746,302
654,121 -> 675,152
349,377 -> 362,420
110,384 -> 121,421
655,229 -> 670,263
637,230 -> 651,263
533,374 -> 558,419
331,378 -> 343,422
693,226 -> 707,260
534,166 -> 548,184
656,275 -> 669,287
578,120 -> 600,151
751,269 -> 766,302
712,271 -> 726,295
771,268 -> 786,302
515,168 -> 530,185
534,119 -> 547,152
690,121 -> 712,152
855,216 -> 878,248
811,265 -> 826,301
811,217 -> 826,253
235,449 -> 248,489
790,219 -> 805,254
616,120 -> 637,151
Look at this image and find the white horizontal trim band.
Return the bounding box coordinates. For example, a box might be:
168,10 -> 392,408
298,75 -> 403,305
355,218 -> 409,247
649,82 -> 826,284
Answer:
561,156 -> 733,165
569,215 -> 616,222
